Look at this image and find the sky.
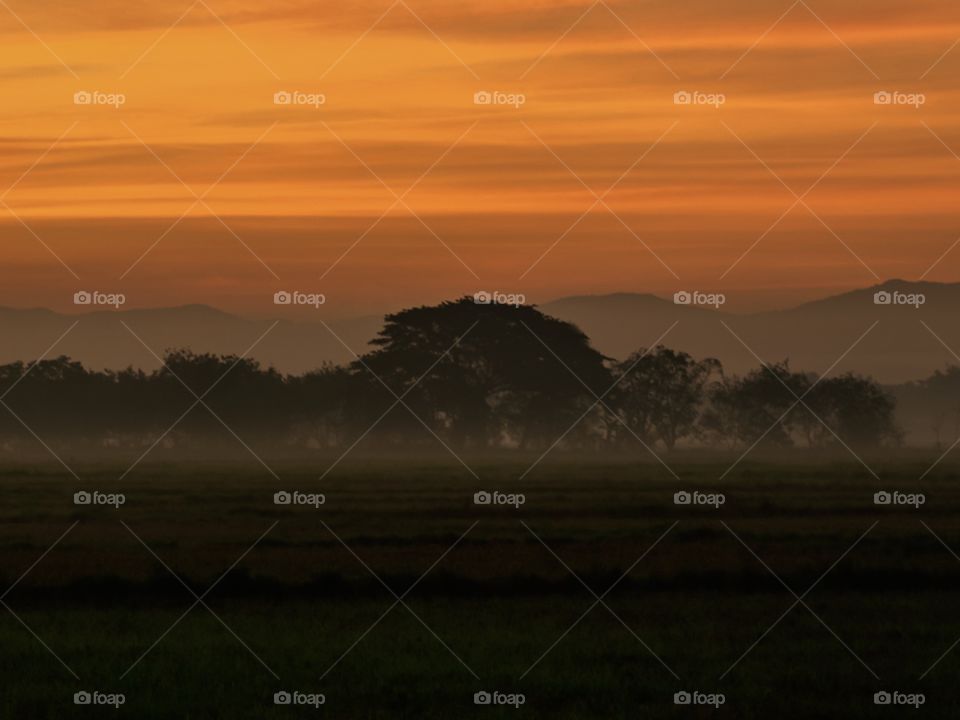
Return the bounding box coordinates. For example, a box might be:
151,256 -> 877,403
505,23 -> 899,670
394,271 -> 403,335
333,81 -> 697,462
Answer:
1,0 -> 960,317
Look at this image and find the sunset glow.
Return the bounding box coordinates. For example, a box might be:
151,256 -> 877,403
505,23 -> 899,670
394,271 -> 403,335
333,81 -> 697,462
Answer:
2,0 -> 960,315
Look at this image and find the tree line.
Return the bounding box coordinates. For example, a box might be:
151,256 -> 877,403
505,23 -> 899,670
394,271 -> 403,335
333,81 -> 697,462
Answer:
0,298 -> 902,454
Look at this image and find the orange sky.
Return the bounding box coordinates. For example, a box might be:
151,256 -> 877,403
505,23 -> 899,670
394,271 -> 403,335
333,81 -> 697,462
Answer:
1,0 -> 960,317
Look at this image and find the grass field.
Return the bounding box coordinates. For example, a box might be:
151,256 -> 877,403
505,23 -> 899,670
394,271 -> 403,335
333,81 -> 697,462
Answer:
1,455 -> 958,717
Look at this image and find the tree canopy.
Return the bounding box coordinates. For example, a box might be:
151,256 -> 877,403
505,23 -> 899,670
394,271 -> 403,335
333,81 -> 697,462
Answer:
0,297 -> 902,456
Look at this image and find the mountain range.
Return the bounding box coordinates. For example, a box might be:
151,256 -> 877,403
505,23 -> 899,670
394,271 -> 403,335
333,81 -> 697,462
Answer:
2,280 -> 957,383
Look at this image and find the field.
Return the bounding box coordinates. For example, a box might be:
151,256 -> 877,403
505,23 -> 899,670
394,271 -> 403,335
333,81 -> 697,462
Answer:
1,455 -> 958,718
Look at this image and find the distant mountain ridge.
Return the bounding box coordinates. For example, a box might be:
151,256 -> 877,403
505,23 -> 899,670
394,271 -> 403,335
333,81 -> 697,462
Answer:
540,280 -> 960,383
2,280 -> 958,382
0,304 -> 384,377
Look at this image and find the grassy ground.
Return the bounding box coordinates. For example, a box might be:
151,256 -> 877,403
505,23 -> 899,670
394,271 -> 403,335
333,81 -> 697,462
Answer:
0,456 -> 958,717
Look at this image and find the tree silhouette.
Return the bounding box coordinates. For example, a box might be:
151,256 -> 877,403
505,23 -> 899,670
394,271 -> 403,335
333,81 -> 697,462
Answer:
703,362 -> 899,449
702,361 -> 808,448
807,374 -> 899,448
611,347 -> 720,450
361,298 -> 611,449
894,366 -> 960,447
0,299 -> 908,456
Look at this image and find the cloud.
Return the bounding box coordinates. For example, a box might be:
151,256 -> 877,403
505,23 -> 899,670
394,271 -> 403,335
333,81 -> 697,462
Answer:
0,63 -> 102,80
1,0 -> 959,313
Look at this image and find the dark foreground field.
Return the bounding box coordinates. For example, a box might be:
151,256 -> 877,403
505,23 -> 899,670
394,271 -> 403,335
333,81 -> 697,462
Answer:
1,456 -> 958,718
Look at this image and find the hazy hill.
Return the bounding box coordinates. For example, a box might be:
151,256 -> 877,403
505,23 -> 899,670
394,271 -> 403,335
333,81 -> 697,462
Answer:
541,280 -> 960,383
0,304 -> 383,376
1,280 -> 957,382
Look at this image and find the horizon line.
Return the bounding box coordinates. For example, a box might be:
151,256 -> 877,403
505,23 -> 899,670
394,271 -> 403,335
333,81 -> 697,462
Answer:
0,277 -> 952,322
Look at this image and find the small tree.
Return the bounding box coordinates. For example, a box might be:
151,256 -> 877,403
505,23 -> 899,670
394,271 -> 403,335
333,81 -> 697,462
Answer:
701,361 -> 807,448
807,373 -> 900,448
611,347 -> 720,450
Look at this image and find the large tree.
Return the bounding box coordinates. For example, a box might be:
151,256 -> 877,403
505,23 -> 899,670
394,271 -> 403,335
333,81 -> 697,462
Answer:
359,298 -> 611,449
